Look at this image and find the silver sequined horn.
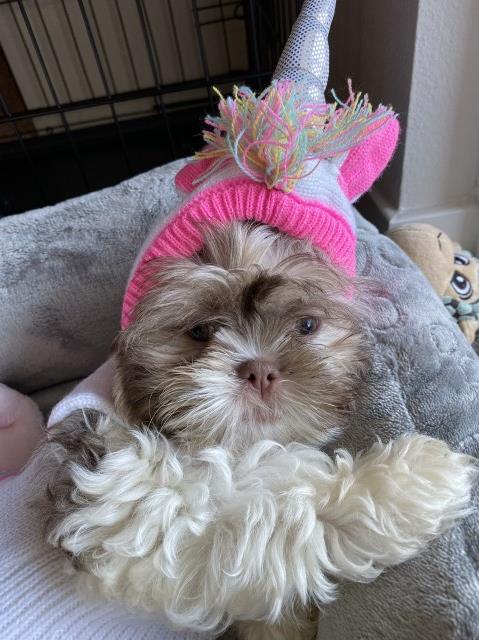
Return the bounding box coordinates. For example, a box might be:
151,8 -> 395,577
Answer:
273,0 -> 336,102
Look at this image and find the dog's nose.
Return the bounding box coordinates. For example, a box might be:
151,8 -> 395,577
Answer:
236,359 -> 280,397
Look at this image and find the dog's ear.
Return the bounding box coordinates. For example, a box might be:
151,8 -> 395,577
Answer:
338,117 -> 400,203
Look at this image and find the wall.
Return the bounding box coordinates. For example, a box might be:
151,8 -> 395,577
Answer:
402,0 -> 479,211
330,0 -> 479,249
329,0 -> 419,210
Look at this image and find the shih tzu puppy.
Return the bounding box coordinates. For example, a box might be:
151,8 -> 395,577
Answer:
41,48 -> 473,640
43,221 -> 474,640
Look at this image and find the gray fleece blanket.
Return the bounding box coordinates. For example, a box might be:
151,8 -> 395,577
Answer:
0,159 -> 477,640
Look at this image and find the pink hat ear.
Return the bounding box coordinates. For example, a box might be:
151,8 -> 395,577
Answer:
175,157 -> 216,193
339,117 -> 400,203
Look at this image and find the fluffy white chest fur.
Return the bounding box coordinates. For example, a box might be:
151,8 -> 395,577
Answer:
44,224 -> 475,640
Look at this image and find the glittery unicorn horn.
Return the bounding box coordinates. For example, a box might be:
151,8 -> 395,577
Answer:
121,0 -> 400,330
273,0 -> 336,101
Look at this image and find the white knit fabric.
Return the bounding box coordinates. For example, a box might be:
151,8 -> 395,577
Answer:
293,157 -> 356,232
47,358 -> 116,429
0,455 -> 222,640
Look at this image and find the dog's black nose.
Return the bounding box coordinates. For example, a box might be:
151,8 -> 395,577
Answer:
236,359 -> 280,398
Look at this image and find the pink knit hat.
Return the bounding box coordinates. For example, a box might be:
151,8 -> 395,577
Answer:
122,0 -> 399,330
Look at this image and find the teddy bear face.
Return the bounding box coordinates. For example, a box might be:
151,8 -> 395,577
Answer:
445,248 -> 479,304
388,223 -> 479,344
443,247 -> 479,341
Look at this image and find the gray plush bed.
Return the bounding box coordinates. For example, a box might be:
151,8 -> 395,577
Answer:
0,159 -> 477,640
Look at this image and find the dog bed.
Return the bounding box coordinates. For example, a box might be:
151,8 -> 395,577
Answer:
0,159 -> 478,640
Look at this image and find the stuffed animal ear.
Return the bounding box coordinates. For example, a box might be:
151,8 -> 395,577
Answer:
339,117 -> 400,203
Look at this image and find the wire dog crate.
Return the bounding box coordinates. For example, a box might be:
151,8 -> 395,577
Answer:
0,0 -> 302,216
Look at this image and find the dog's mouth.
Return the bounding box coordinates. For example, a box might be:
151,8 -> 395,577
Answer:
238,385 -> 284,424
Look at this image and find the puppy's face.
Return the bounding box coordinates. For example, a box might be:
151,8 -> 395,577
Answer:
114,223 -> 367,454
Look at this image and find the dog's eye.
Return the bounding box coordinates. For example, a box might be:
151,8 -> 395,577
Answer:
297,317 -> 320,335
187,324 -> 215,341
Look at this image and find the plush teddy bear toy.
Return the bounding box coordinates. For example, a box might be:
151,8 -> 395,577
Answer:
388,223 -> 479,343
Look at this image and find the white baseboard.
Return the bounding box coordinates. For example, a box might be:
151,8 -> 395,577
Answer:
367,189 -> 479,252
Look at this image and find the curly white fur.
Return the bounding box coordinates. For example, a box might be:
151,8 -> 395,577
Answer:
48,416 -> 475,634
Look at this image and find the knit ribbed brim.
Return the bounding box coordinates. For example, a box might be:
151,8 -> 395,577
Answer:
121,176 -> 356,329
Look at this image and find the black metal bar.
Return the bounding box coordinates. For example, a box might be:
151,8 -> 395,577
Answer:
247,0 -> 261,88
166,0 -> 186,82
0,0 -> 245,5
196,1 -> 241,10
278,0 -> 286,45
233,1 -> 244,19
199,16 -> 243,27
256,0 -> 289,70
191,0 -> 215,112
33,0 -> 72,102
272,1 -> 281,66
113,0 -> 140,90
87,0 -> 118,94
16,0 -> 89,189
9,3 -> 49,106
219,0 -> 232,73
135,0 -> 175,157
0,91 -> 48,204
141,1 -> 164,84
60,0 -> 95,98
288,0 -> 294,34
76,0 -> 132,175
0,70 -> 274,127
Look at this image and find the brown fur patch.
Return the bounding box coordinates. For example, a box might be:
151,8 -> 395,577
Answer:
241,274 -> 284,316
40,409 -> 106,557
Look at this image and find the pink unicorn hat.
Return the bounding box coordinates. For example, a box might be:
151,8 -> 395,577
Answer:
121,0 -> 400,330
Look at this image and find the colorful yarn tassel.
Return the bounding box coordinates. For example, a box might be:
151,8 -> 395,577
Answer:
195,80 -> 396,192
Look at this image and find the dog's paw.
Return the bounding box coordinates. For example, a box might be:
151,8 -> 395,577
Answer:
323,434 -> 476,578
39,409 -> 110,544
374,434 -> 475,533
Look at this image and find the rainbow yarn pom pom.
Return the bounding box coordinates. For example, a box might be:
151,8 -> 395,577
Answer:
195,80 -> 395,192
